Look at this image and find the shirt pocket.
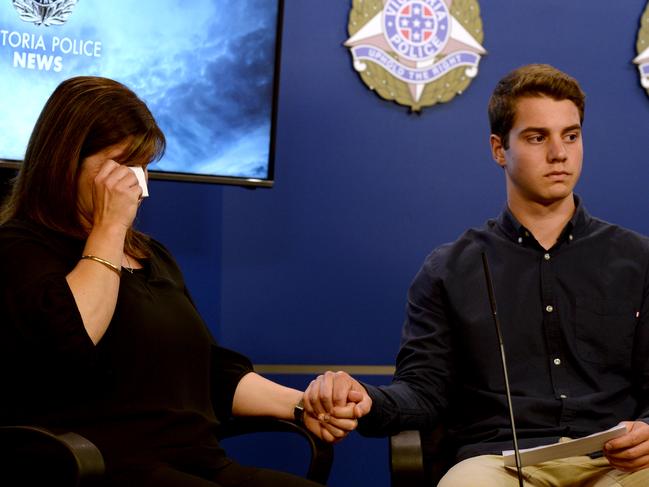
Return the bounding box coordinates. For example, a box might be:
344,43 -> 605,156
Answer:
574,297 -> 636,368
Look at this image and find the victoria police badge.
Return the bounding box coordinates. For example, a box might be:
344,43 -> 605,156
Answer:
634,1 -> 649,96
12,0 -> 78,27
345,0 -> 486,111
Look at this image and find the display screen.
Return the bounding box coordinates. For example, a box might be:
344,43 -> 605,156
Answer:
0,0 -> 282,186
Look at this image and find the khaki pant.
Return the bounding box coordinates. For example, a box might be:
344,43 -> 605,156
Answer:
438,454 -> 649,486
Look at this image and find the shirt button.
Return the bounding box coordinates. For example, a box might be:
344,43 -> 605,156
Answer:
569,234 -> 574,241
560,394 -> 567,399
553,358 -> 561,365
517,237 -> 523,244
544,253 -> 550,261
546,305 -> 554,312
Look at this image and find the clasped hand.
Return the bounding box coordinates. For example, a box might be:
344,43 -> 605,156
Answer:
302,371 -> 372,443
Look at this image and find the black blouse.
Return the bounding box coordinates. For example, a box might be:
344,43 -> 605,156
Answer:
0,218 -> 253,471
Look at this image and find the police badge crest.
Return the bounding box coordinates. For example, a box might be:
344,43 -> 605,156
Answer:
12,0 -> 79,27
345,0 -> 486,111
634,1 -> 649,95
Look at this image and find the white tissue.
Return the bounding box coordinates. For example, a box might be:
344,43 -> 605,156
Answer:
127,166 -> 149,198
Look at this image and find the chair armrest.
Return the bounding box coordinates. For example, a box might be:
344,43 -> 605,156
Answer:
218,417 -> 333,485
389,430 -> 425,487
0,425 -> 105,485
390,426 -> 453,487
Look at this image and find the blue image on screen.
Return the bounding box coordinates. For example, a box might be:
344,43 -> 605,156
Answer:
0,0 -> 280,184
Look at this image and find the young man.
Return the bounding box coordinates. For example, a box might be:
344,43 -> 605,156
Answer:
304,64 -> 649,485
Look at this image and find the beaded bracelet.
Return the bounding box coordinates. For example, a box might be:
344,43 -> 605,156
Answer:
81,255 -> 121,276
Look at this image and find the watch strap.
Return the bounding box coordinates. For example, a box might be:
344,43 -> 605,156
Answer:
293,397 -> 305,425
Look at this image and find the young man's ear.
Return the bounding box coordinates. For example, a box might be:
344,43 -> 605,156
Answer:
490,134 -> 507,168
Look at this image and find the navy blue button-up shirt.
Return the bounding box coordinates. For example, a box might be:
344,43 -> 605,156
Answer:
359,197 -> 649,461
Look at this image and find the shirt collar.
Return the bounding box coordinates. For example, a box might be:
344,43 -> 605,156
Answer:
496,195 -> 591,247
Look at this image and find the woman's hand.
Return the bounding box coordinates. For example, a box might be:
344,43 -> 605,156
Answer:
304,371 -> 373,424
301,371 -> 371,443
303,403 -> 359,443
90,159 -> 143,232
230,373 -> 359,443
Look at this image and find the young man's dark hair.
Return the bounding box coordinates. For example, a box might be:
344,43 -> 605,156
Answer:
488,64 -> 586,149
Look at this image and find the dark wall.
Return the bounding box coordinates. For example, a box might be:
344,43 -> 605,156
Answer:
218,0 -> 649,368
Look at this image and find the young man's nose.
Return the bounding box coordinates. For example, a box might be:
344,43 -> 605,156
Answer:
547,137 -> 568,162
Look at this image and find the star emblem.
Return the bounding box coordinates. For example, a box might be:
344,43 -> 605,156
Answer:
345,0 -> 486,106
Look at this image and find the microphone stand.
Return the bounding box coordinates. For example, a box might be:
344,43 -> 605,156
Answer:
481,252 -> 525,487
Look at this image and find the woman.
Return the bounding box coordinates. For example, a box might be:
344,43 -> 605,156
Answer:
0,77 -> 354,486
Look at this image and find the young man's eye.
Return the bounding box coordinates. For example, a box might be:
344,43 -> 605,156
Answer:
564,133 -> 579,142
527,135 -> 544,143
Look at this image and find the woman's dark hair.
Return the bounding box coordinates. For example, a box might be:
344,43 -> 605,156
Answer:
0,76 -> 166,258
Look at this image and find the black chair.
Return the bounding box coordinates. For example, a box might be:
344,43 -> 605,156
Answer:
0,425 -> 105,486
218,417 -> 334,484
0,418 -> 333,486
389,426 -> 453,487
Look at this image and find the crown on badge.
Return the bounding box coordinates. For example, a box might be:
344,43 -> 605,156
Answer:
12,0 -> 79,27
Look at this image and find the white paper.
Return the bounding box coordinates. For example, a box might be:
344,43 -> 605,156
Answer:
128,166 -> 149,197
502,424 -> 627,467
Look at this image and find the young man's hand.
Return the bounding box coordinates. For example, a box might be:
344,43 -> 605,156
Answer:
304,371 -> 372,423
604,421 -> 649,471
